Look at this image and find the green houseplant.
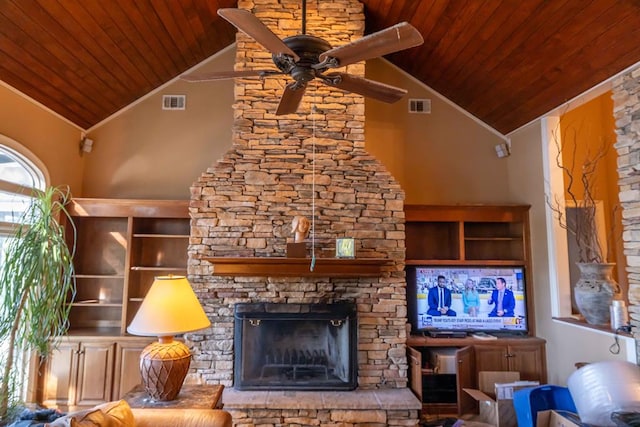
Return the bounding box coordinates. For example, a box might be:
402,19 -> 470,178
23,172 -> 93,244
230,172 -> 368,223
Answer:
0,187 -> 76,424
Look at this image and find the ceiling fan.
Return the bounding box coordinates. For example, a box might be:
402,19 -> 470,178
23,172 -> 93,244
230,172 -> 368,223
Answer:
181,0 -> 424,115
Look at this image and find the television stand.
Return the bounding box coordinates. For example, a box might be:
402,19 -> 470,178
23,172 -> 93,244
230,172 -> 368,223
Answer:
407,334 -> 547,419
428,330 -> 467,338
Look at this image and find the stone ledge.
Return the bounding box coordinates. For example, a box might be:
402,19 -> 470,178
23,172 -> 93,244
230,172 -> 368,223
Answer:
222,388 -> 421,410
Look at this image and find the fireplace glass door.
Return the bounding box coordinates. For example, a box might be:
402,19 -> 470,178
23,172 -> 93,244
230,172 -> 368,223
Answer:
234,302 -> 357,390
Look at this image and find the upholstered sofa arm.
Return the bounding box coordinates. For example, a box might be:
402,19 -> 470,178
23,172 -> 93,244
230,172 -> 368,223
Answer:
132,408 -> 232,427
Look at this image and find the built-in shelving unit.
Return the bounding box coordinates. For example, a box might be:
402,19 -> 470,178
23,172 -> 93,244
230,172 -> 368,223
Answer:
63,198 -> 190,335
36,198 -> 191,411
203,257 -> 391,277
404,204 -> 544,418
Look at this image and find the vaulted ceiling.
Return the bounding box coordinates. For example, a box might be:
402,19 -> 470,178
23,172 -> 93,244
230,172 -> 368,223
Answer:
1,0 -> 639,134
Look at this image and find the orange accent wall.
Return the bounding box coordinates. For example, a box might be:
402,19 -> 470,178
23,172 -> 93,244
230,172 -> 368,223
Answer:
560,93 -> 627,295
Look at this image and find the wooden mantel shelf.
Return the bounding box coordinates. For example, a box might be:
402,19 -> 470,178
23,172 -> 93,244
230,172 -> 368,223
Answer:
202,257 -> 392,277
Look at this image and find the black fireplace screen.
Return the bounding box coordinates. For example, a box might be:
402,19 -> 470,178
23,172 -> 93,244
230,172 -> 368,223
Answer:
234,302 -> 357,390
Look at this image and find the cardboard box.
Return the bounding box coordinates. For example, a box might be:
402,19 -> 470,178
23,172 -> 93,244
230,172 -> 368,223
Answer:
429,347 -> 458,374
463,371 -> 539,427
536,410 -> 584,427
479,371 -> 521,398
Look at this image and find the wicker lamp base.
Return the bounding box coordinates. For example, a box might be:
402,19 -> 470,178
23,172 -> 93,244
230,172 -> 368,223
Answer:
140,337 -> 191,401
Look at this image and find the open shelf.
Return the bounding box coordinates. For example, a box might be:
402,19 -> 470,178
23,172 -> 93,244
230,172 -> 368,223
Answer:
64,198 -> 190,336
203,257 -> 392,277
71,301 -> 123,307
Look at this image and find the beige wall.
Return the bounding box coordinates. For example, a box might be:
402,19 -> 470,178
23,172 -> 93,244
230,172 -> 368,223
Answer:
79,50 -> 511,204
0,84 -> 83,193
365,58 -> 509,204
81,47 -> 236,199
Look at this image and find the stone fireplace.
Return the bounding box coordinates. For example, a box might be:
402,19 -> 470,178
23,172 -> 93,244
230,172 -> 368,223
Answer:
234,302 -> 357,390
186,0 -> 420,424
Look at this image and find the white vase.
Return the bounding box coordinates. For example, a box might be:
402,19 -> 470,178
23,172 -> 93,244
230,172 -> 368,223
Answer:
574,262 -> 620,325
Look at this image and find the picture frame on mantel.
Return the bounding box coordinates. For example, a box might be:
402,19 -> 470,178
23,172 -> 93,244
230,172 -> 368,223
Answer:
336,238 -> 355,258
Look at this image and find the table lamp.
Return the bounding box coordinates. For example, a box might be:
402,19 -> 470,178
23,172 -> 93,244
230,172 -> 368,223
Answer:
127,275 -> 211,401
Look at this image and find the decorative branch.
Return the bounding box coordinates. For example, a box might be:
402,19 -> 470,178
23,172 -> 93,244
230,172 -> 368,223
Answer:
546,118 -> 610,263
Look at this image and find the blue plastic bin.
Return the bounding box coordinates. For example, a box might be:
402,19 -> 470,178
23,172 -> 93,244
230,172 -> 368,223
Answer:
513,385 -> 577,427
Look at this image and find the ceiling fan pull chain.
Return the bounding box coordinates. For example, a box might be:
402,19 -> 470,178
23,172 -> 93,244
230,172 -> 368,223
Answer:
310,96 -> 317,272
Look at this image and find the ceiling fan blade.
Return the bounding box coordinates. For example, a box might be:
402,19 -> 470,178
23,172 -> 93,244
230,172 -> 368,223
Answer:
180,70 -> 281,82
325,73 -> 407,103
319,22 -> 423,68
276,82 -> 307,115
218,9 -> 300,62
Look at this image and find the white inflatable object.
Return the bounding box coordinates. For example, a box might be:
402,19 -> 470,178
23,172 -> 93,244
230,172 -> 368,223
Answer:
568,361 -> 640,426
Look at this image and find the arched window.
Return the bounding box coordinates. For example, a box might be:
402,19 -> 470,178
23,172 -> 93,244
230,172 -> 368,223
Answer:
0,140 -> 47,404
0,144 -> 46,233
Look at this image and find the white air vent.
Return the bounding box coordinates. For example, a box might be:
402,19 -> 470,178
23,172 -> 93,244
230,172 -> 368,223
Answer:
408,98 -> 431,114
162,95 -> 186,110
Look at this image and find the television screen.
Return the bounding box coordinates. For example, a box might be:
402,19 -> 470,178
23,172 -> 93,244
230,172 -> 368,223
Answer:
406,266 -> 528,334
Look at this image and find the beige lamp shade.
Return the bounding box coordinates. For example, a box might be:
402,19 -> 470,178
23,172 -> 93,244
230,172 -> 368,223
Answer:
127,275 -> 210,336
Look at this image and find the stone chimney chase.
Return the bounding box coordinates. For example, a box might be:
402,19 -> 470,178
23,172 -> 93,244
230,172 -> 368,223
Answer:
187,0 -> 419,424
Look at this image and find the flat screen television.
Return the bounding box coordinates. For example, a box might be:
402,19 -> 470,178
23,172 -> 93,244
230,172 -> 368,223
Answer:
406,266 -> 529,335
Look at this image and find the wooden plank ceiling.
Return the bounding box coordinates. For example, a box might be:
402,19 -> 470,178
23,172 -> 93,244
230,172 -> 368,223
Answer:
1,0 -> 639,134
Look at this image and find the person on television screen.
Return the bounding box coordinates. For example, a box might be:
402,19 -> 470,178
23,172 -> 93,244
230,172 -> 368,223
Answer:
462,279 -> 480,317
427,275 -> 457,316
488,277 -> 515,317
